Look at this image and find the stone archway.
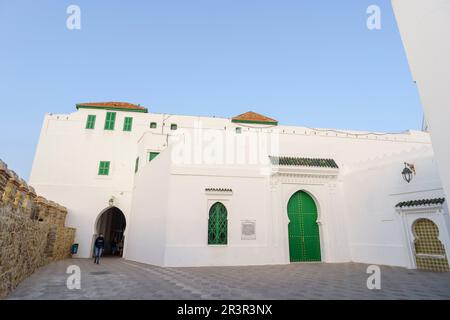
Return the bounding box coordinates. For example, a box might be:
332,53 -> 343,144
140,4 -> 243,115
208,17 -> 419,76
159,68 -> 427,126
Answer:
413,218 -> 449,272
96,207 -> 126,257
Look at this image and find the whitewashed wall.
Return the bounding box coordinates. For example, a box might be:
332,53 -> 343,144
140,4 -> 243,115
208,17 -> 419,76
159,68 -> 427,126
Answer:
343,146 -> 445,267
125,145 -> 171,266
392,0 -> 450,207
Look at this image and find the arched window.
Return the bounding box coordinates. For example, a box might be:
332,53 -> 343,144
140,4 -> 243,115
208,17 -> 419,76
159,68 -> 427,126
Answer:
208,202 -> 228,245
413,218 -> 449,272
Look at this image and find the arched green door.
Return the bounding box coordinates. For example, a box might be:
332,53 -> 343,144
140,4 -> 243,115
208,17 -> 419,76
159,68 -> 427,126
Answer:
287,191 -> 321,262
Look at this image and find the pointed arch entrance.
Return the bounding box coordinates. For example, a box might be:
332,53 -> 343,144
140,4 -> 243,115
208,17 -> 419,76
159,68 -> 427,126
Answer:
287,191 -> 321,262
95,207 -> 126,257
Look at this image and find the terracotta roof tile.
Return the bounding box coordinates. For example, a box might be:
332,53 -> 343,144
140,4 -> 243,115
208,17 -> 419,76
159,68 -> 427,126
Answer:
232,111 -> 278,125
270,156 -> 339,168
395,198 -> 445,208
76,102 -> 148,113
205,188 -> 233,193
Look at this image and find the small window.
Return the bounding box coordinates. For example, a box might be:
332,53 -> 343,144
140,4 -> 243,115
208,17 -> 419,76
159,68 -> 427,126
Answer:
104,112 -> 116,130
149,152 -> 160,162
86,115 -> 96,129
150,122 -> 157,129
123,117 -> 133,132
235,127 -> 242,134
98,161 -> 110,176
208,202 -> 228,245
135,157 -> 139,173
170,123 -> 178,130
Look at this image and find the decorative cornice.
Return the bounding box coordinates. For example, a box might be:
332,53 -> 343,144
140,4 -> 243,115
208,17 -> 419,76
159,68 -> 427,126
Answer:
270,156 -> 338,169
271,165 -> 339,178
205,188 -> 233,195
396,198 -> 445,208
395,198 -> 446,215
271,172 -> 338,186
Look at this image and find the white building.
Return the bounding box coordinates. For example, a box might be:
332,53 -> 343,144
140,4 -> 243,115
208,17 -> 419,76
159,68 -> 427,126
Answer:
29,102 -> 450,271
392,0 -> 450,205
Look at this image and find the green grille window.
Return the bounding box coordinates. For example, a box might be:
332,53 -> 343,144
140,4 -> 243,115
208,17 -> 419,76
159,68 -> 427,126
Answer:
104,112 -> 116,130
123,117 -> 133,131
86,115 -> 96,129
150,122 -> 157,129
149,152 -> 160,162
208,202 -> 228,245
170,123 -> 178,130
235,127 -> 242,134
135,157 -> 139,173
98,161 -> 110,176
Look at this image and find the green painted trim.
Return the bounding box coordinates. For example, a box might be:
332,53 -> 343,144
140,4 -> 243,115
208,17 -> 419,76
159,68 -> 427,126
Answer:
85,115 -> 96,129
149,152 -> 160,162
231,119 -> 278,125
123,117 -> 133,132
104,112 -> 116,130
98,161 -> 110,176
76,105 -> 148,113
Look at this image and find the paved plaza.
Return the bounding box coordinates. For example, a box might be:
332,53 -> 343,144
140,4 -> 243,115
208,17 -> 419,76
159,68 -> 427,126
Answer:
6,258 -> 450,300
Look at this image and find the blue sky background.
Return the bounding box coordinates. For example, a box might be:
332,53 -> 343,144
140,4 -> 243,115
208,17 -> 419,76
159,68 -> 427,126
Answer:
0,0 -> 422,179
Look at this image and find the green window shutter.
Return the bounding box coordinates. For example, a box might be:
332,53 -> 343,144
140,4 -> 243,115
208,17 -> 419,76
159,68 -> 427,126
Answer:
170,123 -> 177,130
135,157 -> 139,173
123,117 -> 133,131
150,122 -> 157,129
148,152 -> 160,162
208,202 -> 228,245
98,161 -> 110,176
104,112 -> 116,130
86,115 -> 96,129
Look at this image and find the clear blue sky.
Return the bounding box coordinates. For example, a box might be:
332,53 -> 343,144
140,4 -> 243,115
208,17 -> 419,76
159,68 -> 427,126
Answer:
0,0 -> 423,179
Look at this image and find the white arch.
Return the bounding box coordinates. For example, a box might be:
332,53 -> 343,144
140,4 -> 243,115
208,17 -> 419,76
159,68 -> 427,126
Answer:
93,205 -> 127,234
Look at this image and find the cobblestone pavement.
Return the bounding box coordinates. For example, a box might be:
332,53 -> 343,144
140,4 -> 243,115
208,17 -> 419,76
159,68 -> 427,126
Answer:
6,258 -> 450,300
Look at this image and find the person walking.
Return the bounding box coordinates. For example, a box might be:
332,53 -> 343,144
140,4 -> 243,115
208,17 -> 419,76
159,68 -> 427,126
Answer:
111,240 -> 117,256
93,233 -> 105,264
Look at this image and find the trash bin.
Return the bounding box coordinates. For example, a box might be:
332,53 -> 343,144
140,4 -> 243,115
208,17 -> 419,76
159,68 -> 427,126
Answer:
71,243 -> 79,255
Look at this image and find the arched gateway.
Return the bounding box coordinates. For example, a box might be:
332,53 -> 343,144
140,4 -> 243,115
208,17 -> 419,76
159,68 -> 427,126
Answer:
95,207 -> 126,257
287,191 -> 321,262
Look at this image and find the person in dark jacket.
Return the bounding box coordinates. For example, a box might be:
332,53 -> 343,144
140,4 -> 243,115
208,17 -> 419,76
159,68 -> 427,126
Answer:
111,240 -> 117,256
93,233 -> 105,264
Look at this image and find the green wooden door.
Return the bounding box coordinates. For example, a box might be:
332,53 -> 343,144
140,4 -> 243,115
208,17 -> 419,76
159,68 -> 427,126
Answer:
287,191 -> 321,262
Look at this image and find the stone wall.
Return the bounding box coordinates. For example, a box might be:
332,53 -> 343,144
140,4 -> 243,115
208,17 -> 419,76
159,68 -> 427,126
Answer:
0,159 -> 76,299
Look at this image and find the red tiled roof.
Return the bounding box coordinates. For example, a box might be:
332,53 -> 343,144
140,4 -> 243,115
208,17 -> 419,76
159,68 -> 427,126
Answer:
232,111 -> 278,125
76,102 -> 148,113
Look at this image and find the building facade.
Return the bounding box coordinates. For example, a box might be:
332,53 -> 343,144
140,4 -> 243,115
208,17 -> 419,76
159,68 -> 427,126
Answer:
392,0 -> 450,207
29,102 -> 450,271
